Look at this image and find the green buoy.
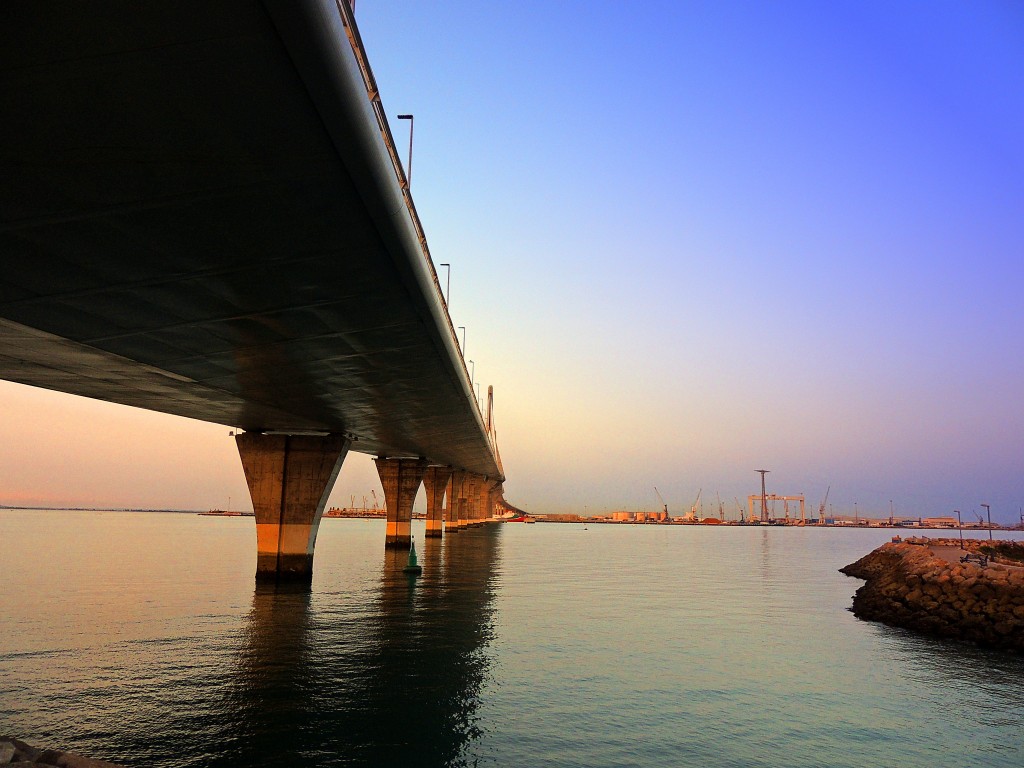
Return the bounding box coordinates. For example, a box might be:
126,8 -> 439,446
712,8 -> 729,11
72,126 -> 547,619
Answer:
403,538 -> 423,575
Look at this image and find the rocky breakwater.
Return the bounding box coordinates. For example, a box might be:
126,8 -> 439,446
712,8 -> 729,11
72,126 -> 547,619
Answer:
840,540 -> 1024,652
0,737 -> 124,768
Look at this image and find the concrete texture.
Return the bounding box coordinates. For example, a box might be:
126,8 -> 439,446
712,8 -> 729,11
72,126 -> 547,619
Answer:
423,465 -> 453,538
376,457 -> 427,548
236,432 -> 350,581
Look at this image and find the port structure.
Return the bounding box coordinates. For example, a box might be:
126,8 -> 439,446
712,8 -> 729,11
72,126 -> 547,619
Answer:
746,494 -> 807,524
654,487 -> 669,520
755,470 -> 770,523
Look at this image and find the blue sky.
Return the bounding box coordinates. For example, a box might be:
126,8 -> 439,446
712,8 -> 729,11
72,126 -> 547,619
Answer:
2,1 -> 1022,522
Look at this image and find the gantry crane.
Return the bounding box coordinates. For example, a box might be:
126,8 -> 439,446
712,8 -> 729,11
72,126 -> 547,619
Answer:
689,488 -> 702,522
818,485 -> 830,525
654,487 -> 668,518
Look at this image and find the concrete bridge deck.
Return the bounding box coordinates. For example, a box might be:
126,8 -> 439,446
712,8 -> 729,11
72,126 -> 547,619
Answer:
0,0 -> 509,580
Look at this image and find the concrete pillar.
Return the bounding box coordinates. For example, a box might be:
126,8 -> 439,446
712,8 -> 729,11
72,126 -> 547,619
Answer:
442,474 -> 456,533
236,432 -> 350,583
375,457 -> 427,548
492,483 -> 505,520
464,473 -> 481,527
450,470 -> 469,531
484,481 -> 501,522
423,466 -> 453,539
479,479 -> 496,524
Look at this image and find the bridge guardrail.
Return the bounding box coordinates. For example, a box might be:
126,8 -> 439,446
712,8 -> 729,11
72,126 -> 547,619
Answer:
333,0 -> 496,456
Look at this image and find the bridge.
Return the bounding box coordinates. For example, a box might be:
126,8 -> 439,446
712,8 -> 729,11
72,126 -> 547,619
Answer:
0,0 -> 511,581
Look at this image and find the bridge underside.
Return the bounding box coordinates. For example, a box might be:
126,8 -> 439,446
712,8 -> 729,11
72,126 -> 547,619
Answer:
0,2 -> 510,582
0,0 -> 500,481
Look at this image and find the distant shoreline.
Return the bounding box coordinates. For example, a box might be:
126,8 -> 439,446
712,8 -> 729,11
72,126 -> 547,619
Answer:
0,505 -> 197,513
1,506 -> 1020,531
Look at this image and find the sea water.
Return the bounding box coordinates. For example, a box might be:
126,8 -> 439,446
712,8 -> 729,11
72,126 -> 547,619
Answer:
1,510 -> 1022,767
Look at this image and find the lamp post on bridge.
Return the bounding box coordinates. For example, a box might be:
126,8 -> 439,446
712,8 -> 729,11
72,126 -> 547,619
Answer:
469,359 -> 475,386
458,326 -> 466,355
396,114 -> 414,188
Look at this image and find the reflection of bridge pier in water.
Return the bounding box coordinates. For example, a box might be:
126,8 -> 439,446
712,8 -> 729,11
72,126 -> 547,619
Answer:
371,525 -> 502,765
219,525 -> 502,767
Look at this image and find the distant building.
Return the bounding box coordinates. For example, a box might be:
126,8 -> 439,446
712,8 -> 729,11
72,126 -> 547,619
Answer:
612,511 -> 632,521
922,517 -> 958,528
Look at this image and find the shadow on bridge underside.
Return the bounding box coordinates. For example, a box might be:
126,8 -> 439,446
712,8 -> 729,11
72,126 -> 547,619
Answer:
0,0 -> 502,477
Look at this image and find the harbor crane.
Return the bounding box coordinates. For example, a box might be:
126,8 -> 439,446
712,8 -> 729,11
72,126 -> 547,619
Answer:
654,487 -> 668,518
818,485 -> 830,525
735,497 -> 745,523
689,489 -> 702,522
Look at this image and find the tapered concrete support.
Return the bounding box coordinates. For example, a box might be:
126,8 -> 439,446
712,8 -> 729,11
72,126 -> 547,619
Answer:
376,457 -> 427,548
442,474 -> 456,533
483,480 -> 500,522
477,482 -> 492,524
464,473 -> 481,527
423,466 -> 453,538
449,470 -> 468,532
236,432 -> 351,583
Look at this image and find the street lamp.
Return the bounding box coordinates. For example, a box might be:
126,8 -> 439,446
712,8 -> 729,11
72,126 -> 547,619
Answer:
457,326 -> 466,354
955,510 -> 964,549
469,359 -> 475,384
397,114 -> 414,188
439,263 -> 450,306
981,503 -> 992,540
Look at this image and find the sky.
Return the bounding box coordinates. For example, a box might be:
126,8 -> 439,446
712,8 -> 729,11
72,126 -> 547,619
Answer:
2,1 -> 1023,523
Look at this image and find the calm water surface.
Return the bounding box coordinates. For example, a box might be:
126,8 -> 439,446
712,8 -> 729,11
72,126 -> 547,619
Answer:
1,510 -> 1022,767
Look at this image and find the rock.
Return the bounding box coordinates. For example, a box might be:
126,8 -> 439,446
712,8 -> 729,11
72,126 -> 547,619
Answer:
0,741 -> 123,768
55,753 -> 125,768
1,738 -> 42,763
841,542 -> 1024,654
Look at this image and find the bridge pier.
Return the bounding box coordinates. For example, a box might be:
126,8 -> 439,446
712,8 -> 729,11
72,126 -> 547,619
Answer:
448,470 -> 467,532
376,457 -> 427,548
477,481 -> 489,524
464,473 -> 481,528
442,474 -> 456,533
483,480 -> 500,522
236,432 -> 350,584
423,466 -> 452,538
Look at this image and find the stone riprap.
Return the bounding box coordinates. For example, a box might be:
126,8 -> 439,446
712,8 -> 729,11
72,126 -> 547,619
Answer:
840,539 -> 1024,653
0,738 -> 124,768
